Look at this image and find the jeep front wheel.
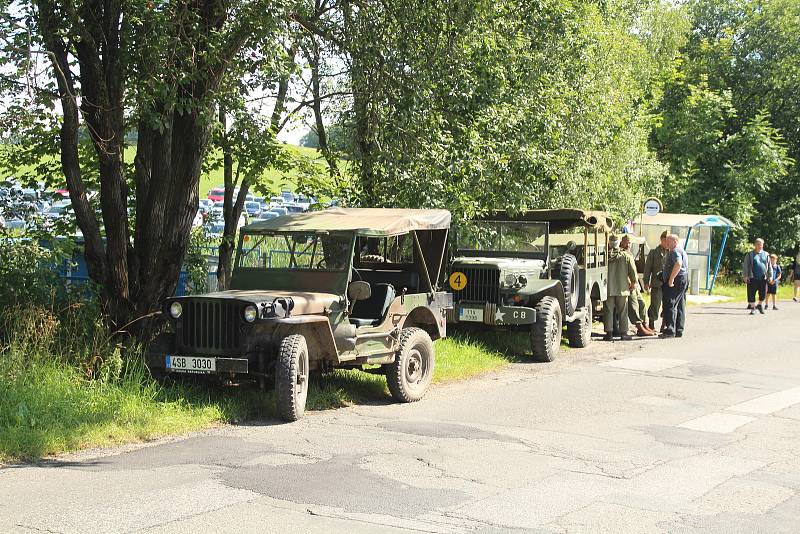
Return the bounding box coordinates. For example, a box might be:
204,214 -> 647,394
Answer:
566,307 -> 592,348
531,296 -> 562,362
275,334 -> 310,422
386,327 -> 435,403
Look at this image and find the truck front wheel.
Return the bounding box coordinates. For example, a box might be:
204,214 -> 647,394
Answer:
275,334 -> 310,422
531,296 -> 562,362
386,327 -> 435,403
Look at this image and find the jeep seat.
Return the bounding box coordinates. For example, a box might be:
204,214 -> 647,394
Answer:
350,283 -> 396,327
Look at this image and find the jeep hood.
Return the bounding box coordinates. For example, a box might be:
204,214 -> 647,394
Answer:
173,290 -> 340,315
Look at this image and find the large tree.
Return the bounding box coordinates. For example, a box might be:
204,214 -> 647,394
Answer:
0,0 -> 280,332
291,0 -> 686,222
651,0 -> 797,257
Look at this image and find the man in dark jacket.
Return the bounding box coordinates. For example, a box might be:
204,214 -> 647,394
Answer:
660,234 -> 689,338
643,230 -> 668,331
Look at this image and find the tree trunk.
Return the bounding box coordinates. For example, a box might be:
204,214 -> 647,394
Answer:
309,38 -> 339,178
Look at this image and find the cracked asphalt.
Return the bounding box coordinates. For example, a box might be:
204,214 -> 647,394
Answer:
2,302 -> 800,533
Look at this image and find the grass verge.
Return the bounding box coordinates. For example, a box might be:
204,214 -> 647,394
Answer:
0,330 -> 523,461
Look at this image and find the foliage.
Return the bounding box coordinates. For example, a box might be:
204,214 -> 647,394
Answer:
0,0 -> 285,336
291,0 -> 686,225
184,227 -> 211,295
652,0 -> 798,261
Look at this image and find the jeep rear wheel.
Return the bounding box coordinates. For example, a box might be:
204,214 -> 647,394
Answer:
531,296 -> 562,362
275,334 -> 309,422
558,254 -> 580,317
566,307 -> 592,348
386,327 -> 435,402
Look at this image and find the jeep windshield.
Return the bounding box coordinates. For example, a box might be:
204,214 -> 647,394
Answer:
456,221 -> 549,259
235,232 -> 352,271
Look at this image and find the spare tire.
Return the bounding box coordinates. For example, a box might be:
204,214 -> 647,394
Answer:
558,254 -> 580,317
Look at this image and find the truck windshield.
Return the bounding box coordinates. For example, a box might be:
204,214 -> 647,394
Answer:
236,232 -> 352,270
457,221 -> 549,256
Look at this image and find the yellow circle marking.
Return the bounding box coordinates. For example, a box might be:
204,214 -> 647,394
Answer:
449,271 -> 467,291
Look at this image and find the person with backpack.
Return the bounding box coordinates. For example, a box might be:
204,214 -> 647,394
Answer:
742,238 -> 773,315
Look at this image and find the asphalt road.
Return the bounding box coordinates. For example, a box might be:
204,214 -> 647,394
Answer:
3,302 -> 800,533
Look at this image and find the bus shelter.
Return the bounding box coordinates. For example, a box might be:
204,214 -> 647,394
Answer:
638,212 -> 735,295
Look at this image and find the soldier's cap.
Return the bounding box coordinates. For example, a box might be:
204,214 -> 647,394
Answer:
609,235 -> 619,246
660,230 -> 668,239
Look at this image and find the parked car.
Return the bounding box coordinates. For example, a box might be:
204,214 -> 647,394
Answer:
447,209 -> 613,362
257,211 -> 280,221
284,203 -> 305,213
244,201 -> 262,218
208,186 -> 238,202
270,206 -> 288,217
147,208 -> 453,421
198,199 -> 214,214
207,222 -> 226,239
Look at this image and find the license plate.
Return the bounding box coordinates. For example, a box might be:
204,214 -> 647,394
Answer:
458,307 -> 484,322
165,355 -> 216,373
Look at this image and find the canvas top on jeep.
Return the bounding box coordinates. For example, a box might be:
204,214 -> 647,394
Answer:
243,207 -> 452,237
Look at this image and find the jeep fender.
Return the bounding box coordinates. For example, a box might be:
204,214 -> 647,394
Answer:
527,279 -> 566,317
402,306 -> 445,340
273,316 -> 338,362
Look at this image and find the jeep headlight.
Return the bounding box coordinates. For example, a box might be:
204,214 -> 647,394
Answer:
169,302 -> 182,319
243,305 -> 258,323
517,275 -> 528,287
504,273 -> 517,286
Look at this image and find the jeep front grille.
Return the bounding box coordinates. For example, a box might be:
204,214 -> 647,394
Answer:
452,266 -> 500,304
178,300 -> 241,354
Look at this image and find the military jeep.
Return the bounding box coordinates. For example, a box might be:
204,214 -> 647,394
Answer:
147,208 -> 452,421
447,209 -> 613,361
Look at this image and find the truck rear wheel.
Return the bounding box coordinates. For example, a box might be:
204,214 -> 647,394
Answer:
531,296 -> 562,362
386,327 -> 435,403
558,254 -> 580,316
566,307 -> 592,348
275,334 -> 309,422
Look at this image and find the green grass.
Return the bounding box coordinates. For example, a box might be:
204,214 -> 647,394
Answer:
195,144 -> 325,198
704,281 -> 794,303
0,329 -> 523,462
1,142 -> 326,197
0,356 -> 249,461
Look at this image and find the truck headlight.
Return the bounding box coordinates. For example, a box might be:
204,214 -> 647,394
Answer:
169,302 -> 182,319
243,305 -> 258,323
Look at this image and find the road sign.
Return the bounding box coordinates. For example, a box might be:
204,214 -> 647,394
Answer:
643,197 -> 662,217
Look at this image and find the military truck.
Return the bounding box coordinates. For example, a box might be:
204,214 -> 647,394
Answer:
448,209 -> 613,361
147,208 -> 452,422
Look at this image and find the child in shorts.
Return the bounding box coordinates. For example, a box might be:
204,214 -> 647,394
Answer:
767,254 -> 781,310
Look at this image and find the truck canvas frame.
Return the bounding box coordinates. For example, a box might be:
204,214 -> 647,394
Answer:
147,208 -> 452,421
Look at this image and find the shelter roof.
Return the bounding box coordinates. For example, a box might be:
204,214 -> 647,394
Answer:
478,209 -> 614,233
242,208 -> 452,236
640,213 -> 735,228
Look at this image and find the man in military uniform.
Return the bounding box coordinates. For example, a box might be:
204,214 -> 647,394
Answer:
604,235 -> 638,341
643,230 -> 669,331
621,235 -> 656,337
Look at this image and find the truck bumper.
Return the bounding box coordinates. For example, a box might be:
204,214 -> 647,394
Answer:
450,303 -> 537,326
